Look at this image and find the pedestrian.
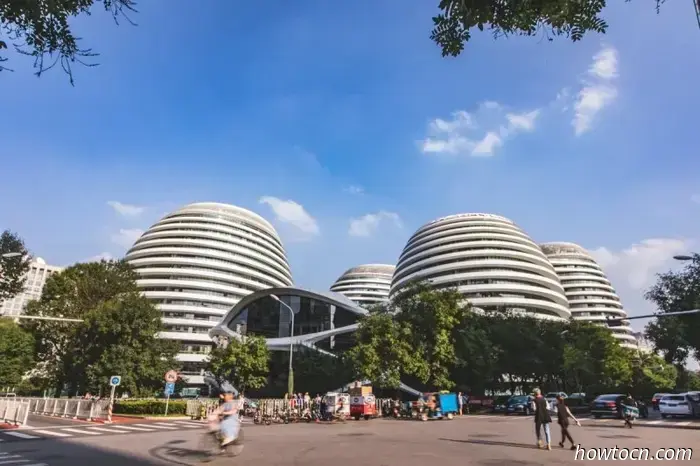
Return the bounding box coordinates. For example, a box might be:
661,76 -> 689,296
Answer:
532,388 -> 552,450
622,394 -> 637,429
555,395 -> 580,450
457,392 -> 463,415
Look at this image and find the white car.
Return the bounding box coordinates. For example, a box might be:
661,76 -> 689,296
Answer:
544,392 -> 567,404
659,394 -> 692,418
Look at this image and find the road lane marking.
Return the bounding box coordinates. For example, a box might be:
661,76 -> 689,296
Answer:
134,423 -> 176,429
32,429 -> 72,437
114,425 -> 155,432
60,428 -> 102,436
678,421 -> 691,426
150,422 -> 180,427
2,432 -> 39,439
87,427 -> 130,434
0,456 -> 29,465
648,420 -> 662,425
174,421 -> 205,427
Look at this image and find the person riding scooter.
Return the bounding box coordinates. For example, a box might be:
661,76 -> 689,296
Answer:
213,390 -> 242,446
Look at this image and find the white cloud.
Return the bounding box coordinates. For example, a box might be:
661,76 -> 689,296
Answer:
344,185 -> 365,195
573,46 -> 619,136
420,102 -> 540,157
259,196 -> 320,238
110,228 -> 144,249
590,238 -> 691,291
348,211 -> 402,238
87,252 -> 114,262
107,201 -> 145,217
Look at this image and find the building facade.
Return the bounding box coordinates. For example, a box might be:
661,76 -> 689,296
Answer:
540,242 -> 637,348
329,264 -> 395,308
391,213 -> 571,320
0,257 -> 63,316
125,202 -> 293,384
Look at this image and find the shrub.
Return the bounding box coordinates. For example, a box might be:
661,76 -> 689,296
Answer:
113,399 -> 187,415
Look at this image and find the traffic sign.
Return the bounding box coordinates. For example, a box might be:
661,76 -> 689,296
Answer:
164,370 -> 178,383
164,382 -> 175,396
109,375 -> 121,387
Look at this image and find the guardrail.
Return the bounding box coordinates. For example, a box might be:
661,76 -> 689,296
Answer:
14,397 -> 111,422
0,399 -> 30,426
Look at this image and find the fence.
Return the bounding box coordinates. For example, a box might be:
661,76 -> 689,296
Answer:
14,397 -> 111,422
0,399 -> 30,425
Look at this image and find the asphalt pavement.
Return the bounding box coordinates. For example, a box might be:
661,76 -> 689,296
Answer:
0,414 -> 697,465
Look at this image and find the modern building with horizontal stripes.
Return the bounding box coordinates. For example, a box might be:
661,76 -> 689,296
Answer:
330,264 -> 395,308
540,242 -> 637,348
391,213 -> 571,321
125,202 -> 293,384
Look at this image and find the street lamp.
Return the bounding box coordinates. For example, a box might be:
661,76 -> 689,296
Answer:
270,294 -> 295,395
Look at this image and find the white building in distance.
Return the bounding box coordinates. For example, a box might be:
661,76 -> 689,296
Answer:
391,213 -> 570,321
330,264 -> 395,308
0,257 -> 63,316
540,242 -> 637,348
125,202 -> 293,384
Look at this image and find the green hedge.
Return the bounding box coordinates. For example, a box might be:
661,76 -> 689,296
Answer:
113,399 -> 188,415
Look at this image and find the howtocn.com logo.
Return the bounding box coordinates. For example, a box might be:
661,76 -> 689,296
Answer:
575,445 -> 693,461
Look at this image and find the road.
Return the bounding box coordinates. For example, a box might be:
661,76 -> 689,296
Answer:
0,414 -> 697,465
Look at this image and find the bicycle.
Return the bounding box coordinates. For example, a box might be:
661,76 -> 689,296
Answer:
199,427 -> 244,462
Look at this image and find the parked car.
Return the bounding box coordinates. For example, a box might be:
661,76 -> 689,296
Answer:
590,394 -> 625,418
659,394 -> 692,418
651,393 -> 671,411
505,395 -> 534,415
491,395 -> 512,414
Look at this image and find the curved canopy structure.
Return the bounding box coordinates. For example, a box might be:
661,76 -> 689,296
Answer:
211,286 -> 367,352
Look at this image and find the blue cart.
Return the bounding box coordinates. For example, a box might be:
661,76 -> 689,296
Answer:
418,392 -> 459,421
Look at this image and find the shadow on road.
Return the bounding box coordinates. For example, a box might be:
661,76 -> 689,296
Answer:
0,438 -> 164,465
440,437 -> 539,450
148,439 -> 210,466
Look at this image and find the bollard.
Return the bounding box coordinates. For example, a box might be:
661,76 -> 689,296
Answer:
88,401 -> 94,422
63,400 -> 69,418
74,401 -> 80,420
106,401 -> 113,423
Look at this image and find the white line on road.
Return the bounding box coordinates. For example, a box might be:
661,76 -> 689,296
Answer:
678,421 -> 691,426
174,421 -> 205,427
648,420 -> 662,425
32,429 -> 72,437
59,428 -> 102,436
150,422 -> 180,427
87,427 -> 131,434
113,425 -> 155,432
2,432 -> 39,439
134,424 -> 176,430
0,456 -> 29,465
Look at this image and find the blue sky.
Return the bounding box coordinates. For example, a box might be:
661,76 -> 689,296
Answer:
1,0 -> 699,337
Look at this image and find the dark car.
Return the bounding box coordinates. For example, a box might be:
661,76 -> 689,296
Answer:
491,395 -> 512,414
505,395 -> 533,415
590,394 -> 625,418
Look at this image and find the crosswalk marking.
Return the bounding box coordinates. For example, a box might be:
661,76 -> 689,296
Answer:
32,429 -> 72,437
150,422 -> 180,427
114,425 -> 154,432
87,427 -> 131,434
648,420 -> 662,425
2,432 -> 39,439
0,456 -> 29,465
678,421 -> 691,426
134,423 -> 176,430
173,421 -> 204,427
60,428 -> 102,436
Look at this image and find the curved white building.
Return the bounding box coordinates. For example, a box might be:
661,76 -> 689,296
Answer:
330,264 -> 395,307
540,242 -> 637,348
125,202 -> 293,383
391,213 -> 570,320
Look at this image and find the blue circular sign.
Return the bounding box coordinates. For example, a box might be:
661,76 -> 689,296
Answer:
110,376 -> 121,385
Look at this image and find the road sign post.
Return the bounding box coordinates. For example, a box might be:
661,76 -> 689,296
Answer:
163,371 -> 177,417
108,376 -> 121,423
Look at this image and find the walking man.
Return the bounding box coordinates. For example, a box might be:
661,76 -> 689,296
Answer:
555,394 -> 580,450
457,392 -> 464,415
532,389 -> 552,450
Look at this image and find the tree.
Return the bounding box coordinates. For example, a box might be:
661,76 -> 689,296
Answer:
431,0 -> 682,57
0,0 -> 136,83
0,319 -> 35,389
208,335 -> 270,395
22,259 -> 177,396
627,351 -> 677,399
644,254 -> 700,369
79,294 -> 179,397
0,230 -> 31,302
348,282 -> 468,391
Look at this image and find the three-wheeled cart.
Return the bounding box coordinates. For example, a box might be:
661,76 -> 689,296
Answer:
417,392 -> 459,421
